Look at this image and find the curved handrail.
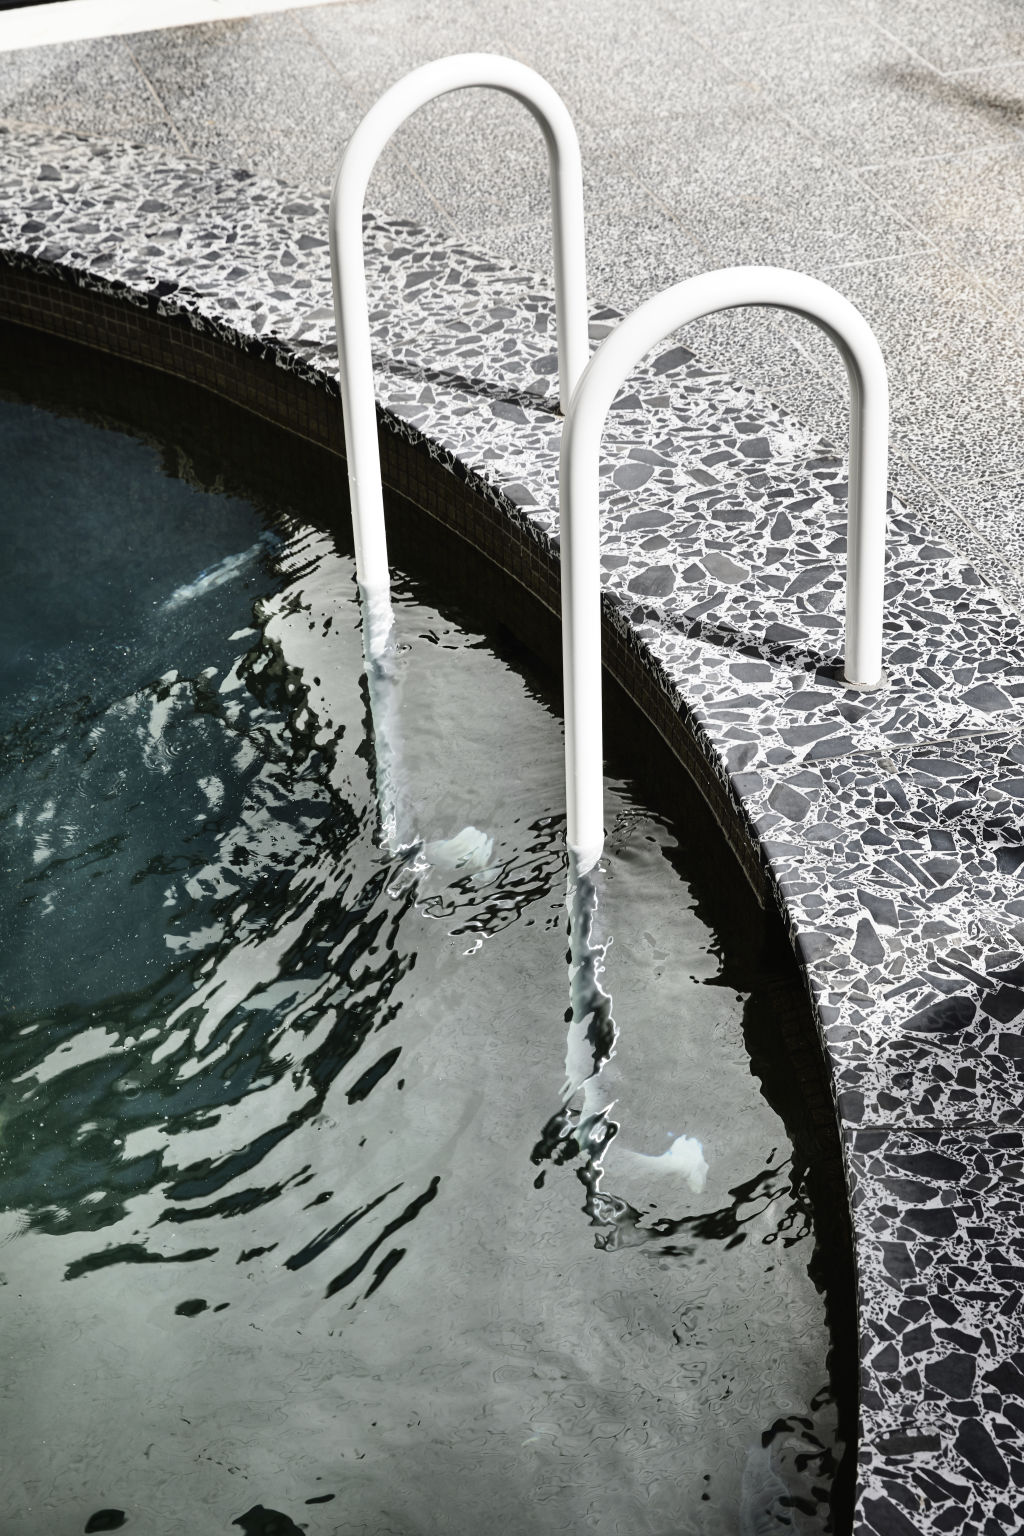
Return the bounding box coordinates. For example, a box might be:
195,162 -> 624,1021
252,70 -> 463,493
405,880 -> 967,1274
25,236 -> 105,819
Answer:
560,266 -> 889,875
329,53 -> 589,643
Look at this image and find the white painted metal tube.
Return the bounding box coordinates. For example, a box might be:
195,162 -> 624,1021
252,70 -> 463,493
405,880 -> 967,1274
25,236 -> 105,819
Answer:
360,583 -> 402,849
329,53 -> 589,610
560,266 -> 889,874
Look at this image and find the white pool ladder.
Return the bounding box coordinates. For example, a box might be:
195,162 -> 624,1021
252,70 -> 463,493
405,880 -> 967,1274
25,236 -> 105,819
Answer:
561,267 -> 889,875
329,52 -> 589,662
329,53 -> 589,861
328,57 -> 890,1216
330,58 -> 889,881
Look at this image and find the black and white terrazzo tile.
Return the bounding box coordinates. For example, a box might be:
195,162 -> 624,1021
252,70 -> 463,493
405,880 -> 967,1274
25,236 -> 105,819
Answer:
2,124 -> 1023,1534
848,1126 -> 1024,1535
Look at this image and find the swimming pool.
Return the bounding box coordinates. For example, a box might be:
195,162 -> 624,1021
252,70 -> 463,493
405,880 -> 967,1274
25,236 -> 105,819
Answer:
0,324 -> 852,1534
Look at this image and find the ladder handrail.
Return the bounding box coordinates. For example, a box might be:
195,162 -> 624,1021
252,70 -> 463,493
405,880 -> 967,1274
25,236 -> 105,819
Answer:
560,266 -> 889,875
329,53 -> 589,643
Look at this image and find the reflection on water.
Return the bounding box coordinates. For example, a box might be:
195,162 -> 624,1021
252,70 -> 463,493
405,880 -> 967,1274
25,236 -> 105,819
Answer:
0,392 -> 844,1534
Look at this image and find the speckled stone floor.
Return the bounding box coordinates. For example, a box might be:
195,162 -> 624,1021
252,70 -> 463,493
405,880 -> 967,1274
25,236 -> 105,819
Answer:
2,4 -> 1024,1535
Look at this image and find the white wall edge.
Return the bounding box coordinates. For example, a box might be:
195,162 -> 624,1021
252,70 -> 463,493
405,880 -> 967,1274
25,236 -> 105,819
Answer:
0,0 -> 344,53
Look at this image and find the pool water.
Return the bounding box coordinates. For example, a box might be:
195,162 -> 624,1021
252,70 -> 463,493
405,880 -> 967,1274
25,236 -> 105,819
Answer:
0,335 -> 848,1535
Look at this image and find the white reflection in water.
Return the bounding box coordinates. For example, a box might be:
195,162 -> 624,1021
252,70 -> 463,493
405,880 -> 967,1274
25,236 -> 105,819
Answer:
160,534 -> 278,613
0,424 -> 843,1534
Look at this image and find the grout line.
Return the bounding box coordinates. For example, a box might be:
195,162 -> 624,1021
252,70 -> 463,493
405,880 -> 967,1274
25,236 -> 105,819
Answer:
673,54 -> 1024,373
942,58 -> 1024,78
843,6 -> 949,78
291,9 -> 454,225
663,38 -> 1024,348
651,19 -> 947,273
855,140 -> 1024,174
0,111 -> 122,139
886,472 -> 1024,619
815,250 -> 933,273
123,38 -> 192,155
660,1 -> 1015,331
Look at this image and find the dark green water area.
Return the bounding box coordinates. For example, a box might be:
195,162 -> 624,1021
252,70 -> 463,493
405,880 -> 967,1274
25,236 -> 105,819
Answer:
0,321 -> 854,1534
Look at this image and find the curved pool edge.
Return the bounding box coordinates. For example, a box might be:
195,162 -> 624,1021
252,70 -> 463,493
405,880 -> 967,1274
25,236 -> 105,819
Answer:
3,124 -> 1024,1535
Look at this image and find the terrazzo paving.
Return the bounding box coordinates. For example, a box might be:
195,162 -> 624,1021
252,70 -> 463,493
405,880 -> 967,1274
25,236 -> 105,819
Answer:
2,118 -> 1024,1532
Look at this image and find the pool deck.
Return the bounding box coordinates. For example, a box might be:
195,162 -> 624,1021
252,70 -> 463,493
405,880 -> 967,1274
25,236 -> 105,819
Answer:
2,4 -> 1024,1534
